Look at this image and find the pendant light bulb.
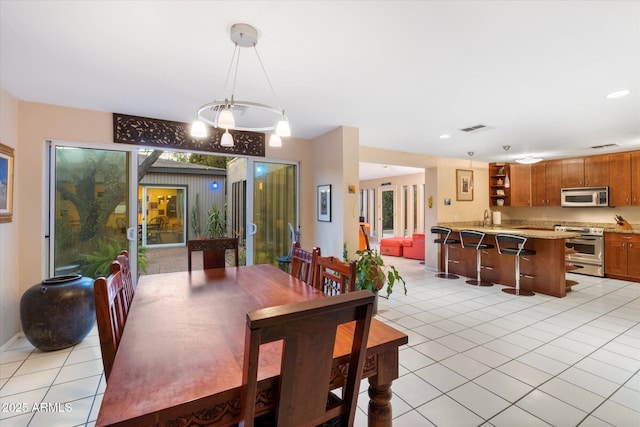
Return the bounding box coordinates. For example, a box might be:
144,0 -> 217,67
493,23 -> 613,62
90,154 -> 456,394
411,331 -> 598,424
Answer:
467,151 -> 474,191
269,134 -> 282,147
221,129 -> 234,147
218,106 -> 235,130
190,120 -> 208,138
276,112 -> 291,137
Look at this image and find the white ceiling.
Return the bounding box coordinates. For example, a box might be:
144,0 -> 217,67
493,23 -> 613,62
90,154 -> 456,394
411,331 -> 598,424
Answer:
1,1 -> 639,168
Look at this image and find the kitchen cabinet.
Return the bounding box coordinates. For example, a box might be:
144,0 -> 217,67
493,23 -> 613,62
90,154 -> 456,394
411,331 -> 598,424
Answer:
609,151 -> 640,206
489,163 -> 510,207
605,233 -> 640,281
510,163 -> 531,206
531,160 -> 562,206
562,158 -> 584,187
562,155 -> 609,188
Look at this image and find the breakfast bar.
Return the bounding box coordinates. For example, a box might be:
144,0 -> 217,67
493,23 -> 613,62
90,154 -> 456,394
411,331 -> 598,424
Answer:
438,226 -> 581,297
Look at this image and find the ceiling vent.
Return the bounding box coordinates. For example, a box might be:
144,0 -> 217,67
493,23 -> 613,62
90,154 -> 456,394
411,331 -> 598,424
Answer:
459,124 -> 493,133
590,143 -> 620,149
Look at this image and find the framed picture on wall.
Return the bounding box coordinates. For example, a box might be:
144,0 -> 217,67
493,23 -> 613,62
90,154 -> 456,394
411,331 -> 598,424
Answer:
0,142 -> 15,223
456,169 -> 474,201
317,184 -> 332,222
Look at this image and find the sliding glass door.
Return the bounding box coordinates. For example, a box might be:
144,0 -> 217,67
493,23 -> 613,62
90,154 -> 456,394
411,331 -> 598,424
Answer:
49,142 -> 136,278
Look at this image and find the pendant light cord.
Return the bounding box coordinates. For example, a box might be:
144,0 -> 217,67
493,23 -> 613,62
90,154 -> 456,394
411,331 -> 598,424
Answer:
253,45 -> 279,106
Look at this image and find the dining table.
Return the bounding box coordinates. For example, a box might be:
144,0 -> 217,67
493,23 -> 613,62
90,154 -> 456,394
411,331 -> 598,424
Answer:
95,264 -> 408,427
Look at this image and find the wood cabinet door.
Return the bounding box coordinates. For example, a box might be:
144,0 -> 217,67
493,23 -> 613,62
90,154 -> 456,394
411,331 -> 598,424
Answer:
510,163 -> 531,206
545,161 -> 563,206
632,152 -> 640,205
609,152 -> 631,206
531,163 -> 546,206
562,158 -> 584,187
604,234 -> 628,276
628,237 -> 640,279
584,154 -> 609,187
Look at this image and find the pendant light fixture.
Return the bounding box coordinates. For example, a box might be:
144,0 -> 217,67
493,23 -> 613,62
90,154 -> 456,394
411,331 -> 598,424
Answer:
191,23 -> 291,147
467,151 -> 474,191
503,145 -> 511,189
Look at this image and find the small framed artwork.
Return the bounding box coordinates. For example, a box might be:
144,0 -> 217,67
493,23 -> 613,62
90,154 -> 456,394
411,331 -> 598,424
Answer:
456,169 -> 474,201
0,142 -> 15,223
317,184 -> 332,222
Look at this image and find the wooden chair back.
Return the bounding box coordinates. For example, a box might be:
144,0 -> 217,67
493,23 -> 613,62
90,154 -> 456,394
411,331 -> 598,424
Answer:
187,238 -> 239,271
290,242 -> 320,284
94,261 -> 127,381
111,250 -> 134,312
311,253 -> 356,295
240,290 -> 375,427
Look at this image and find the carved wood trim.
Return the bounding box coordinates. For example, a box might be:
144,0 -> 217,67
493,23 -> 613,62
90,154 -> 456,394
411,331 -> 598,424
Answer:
113,113 -> 265,157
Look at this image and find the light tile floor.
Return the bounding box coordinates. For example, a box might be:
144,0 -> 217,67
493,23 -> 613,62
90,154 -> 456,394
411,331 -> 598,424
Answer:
2,255 -> 639,426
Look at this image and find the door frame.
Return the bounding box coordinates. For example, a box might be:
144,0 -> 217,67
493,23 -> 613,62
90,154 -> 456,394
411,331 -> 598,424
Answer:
245,157 -> 300,266
46,139 -> 139,279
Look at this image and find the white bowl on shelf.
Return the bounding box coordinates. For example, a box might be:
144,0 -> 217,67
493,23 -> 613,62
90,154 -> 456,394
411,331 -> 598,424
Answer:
496,199 -> 504,206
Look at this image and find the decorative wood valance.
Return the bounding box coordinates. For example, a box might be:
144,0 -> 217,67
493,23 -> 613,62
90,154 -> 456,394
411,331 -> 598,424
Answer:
113,113 -> 265,157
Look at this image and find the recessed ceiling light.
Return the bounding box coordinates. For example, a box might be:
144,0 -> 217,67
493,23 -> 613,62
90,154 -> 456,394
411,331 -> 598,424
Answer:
439,134 -> 451,139
606,89 -> 631,99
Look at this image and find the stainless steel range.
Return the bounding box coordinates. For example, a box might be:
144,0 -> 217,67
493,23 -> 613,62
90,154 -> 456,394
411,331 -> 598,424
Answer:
555,226 -> 604,277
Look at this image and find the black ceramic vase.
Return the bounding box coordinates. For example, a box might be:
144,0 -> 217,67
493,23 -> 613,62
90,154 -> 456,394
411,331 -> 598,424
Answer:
20,274 -> 95,351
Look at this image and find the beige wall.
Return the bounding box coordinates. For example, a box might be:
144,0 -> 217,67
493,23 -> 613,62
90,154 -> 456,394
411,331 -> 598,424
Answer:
0,90 -> 20,347
310,126 -> 360,259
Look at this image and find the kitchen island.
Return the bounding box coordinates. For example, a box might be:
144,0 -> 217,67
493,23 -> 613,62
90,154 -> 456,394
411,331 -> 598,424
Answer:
437,225 -> 581,298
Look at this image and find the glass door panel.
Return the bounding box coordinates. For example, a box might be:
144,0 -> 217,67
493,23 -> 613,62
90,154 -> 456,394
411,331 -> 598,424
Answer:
381,188 -> 395,238
250,161 -> 297,266
52,145 -> 131,278
139,186 -> 186,247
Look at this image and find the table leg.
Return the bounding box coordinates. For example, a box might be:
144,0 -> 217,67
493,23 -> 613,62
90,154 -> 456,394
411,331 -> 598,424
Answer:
368,379 -> 392,427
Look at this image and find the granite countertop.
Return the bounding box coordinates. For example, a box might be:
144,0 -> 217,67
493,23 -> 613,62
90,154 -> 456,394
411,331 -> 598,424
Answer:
439,220 -> 640,235
440,224 -> 581,239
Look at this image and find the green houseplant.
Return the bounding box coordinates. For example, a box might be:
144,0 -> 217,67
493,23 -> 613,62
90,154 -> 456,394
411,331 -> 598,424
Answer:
346,246 -> 407,298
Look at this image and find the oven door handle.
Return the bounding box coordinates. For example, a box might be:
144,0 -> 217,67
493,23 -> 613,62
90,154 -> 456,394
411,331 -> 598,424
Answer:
567,237 -> 600,243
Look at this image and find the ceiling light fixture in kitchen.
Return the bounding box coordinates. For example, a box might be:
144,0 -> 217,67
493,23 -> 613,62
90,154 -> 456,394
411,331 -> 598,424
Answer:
606,89 -> 631,99
515,156 -> 543,164
502,145 -> 511,188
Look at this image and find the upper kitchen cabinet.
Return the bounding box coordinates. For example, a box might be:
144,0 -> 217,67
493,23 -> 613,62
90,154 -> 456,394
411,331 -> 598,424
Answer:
531,160 -> 562,206
562,155 -> 609,188
510,163 -> 531,206
610,151 -> 640,206
584,155 -> 609,187
489,163 -> 510,207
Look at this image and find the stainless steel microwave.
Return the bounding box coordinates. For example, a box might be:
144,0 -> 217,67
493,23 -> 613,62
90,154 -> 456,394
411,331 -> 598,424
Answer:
561,187 -> 609,207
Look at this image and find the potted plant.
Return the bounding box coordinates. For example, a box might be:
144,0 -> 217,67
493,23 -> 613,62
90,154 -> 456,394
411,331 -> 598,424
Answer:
354,247 -> 407,298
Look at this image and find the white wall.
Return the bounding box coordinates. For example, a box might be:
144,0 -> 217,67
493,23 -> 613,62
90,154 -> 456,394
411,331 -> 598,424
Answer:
0,89 -> 19,347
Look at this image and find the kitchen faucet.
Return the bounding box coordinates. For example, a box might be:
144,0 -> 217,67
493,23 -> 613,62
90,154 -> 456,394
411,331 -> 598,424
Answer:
483,209 -> 490,227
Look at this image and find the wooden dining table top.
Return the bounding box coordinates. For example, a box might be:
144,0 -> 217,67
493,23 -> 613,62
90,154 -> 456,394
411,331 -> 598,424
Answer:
96,264 -> 408,427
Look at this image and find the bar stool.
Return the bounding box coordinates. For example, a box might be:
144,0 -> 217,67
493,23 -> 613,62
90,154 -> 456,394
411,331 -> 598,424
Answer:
495,234 -> 535,296
430,226 -> 460,279
460,230 -> 494,287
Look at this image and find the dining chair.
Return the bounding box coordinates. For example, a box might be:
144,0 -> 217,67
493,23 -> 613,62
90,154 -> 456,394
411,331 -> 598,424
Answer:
94,261 -> 127,381
113,250 -> 134,311
290,242 -> 320,284
240,290 -> 375,427
311,253 -> 356,295
187,237 -> 239,271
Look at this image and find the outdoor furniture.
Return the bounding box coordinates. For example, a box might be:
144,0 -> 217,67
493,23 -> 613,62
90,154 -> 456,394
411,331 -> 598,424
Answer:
146,216 -> 164,243
187,237 -> 239,271
241,291 -> 374,427
289,242 -> 320,284
94,262 -> 127,381
277,223 -> 300,266
311,254 -> 356,295
402,233 -> 425,260
95,265 -> 407,427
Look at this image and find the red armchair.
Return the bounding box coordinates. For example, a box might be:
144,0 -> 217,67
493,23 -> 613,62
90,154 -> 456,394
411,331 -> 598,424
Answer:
402,234 -> 426,260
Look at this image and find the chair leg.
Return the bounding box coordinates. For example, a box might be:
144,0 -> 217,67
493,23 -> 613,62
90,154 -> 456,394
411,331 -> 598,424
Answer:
436,244 -> 459,279
466,250 -> 493,286
502,256 -> 535,296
